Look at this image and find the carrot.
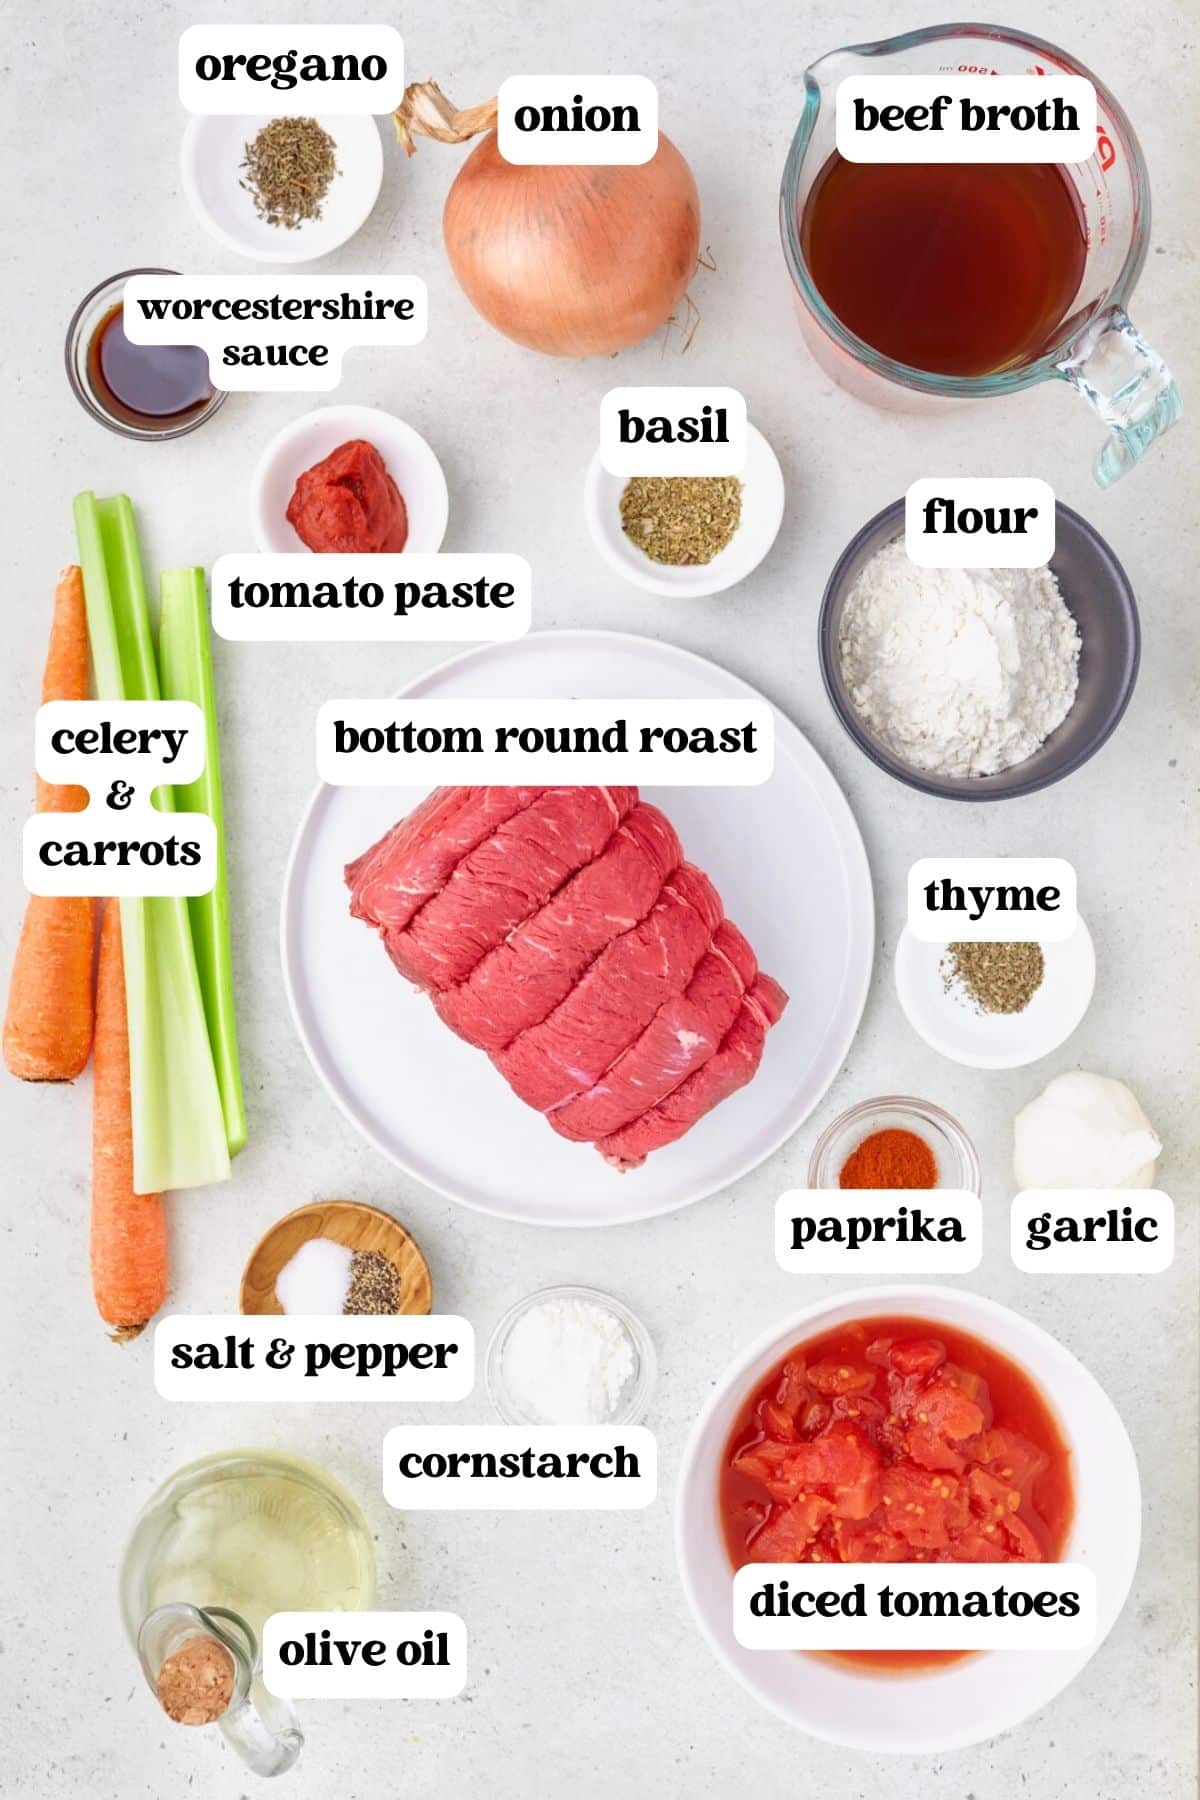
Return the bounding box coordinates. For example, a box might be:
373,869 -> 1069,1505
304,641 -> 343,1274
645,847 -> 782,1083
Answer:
92,902 -> 167,1339
3,566 -> 96,1081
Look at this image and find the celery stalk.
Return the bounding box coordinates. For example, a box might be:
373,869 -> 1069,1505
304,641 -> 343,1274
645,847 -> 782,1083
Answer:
73,492 -> 230,1194
158,568 -> 246,1156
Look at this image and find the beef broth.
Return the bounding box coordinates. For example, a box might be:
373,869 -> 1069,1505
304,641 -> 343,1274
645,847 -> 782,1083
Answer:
799,155 -> 1088,378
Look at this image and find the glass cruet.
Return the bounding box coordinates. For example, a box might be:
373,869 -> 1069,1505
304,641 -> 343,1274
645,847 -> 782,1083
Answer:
137,1602 -> 304,1778
120,1449 -> 377,1778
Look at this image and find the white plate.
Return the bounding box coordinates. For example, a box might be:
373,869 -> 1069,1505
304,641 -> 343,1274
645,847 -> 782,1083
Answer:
895,920 -> 1096,1070
251,405 -> 449,554
675,1284 -> 1141,1753
280,630 -> 874,1226
584,424 -> 785,597
181,114 -> 383,264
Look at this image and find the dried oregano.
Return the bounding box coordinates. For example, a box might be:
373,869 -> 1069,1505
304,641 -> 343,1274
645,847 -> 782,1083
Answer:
241,117 -> 338,230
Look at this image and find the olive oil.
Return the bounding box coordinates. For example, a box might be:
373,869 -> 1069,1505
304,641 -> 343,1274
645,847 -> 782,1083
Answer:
123,1452 -> 375,1641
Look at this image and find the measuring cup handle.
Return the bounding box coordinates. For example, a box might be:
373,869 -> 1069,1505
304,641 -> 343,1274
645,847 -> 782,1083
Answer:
1056,307 -> 1183,486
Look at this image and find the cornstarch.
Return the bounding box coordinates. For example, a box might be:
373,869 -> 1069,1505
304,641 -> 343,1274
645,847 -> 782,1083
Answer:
501,1296 -> 635,1424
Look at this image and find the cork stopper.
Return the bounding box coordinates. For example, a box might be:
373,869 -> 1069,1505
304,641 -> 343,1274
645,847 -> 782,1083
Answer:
155,1635 -> 235,1726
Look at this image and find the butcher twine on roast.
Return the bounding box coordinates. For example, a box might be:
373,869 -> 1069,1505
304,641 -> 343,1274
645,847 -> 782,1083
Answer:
347,785 -> 788,1169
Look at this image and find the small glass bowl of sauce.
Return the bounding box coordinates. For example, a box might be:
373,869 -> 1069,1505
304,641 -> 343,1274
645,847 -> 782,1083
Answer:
65,268 -> 226,440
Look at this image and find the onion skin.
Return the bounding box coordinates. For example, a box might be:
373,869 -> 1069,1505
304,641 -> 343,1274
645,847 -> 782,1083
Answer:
441,133 -> 701,358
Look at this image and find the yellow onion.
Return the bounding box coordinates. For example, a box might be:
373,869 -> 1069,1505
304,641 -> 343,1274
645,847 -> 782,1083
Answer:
396,82 -> 701,358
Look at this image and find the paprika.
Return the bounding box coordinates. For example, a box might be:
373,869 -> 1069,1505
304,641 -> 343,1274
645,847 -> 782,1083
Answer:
838,1126 -> 937,1189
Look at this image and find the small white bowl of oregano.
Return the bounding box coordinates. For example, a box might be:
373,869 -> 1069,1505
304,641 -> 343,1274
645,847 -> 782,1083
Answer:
182,113 -> 384,264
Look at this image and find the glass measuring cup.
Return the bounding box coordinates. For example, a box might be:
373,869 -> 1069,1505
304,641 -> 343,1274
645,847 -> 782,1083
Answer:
780,24 -> 1181,485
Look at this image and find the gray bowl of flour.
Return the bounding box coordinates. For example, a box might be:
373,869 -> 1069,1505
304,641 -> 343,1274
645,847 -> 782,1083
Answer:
818,499 -> 1140,801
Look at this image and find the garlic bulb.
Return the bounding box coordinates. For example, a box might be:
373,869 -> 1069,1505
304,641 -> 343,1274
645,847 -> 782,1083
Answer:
1013,1071 -> 1162,1190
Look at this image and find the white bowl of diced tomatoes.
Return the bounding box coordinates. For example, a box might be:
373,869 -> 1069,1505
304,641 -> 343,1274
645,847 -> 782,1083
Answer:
674,1284 -> 1140,1753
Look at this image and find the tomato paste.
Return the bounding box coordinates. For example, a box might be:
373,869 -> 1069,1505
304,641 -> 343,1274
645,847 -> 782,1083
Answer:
720,1314 -> 1073,1671
286,438 -> 409,553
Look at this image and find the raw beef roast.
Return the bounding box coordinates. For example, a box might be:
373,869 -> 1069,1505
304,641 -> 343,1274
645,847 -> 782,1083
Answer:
346,786 -> 787,1169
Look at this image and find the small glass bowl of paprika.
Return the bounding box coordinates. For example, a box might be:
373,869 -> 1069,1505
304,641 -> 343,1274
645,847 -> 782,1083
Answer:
806,1094 -> 981,1193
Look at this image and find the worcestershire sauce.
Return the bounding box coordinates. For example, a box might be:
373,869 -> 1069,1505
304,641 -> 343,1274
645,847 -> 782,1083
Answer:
87,304 -> 214,429
800,157 -> 1088,379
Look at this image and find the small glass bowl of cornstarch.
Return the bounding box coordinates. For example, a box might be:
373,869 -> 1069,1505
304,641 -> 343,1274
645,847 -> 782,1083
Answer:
486,1285 -> 657,1426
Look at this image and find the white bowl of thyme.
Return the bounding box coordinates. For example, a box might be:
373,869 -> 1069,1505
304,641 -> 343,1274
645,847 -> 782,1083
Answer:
584,422 -> 784,598
894,918 -> 1097,1071
181,114 -> 384,264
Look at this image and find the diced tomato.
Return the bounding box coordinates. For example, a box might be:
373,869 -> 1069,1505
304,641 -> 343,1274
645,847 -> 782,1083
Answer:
952,1509 -> 1042,1563
947,1364 -> 989,1408
807,1359 -> 877,1397
796,1430 -> 876,1489
774,1358 -> 809,1414
799,1399 -> 832,1436
758,1398 -> 797,1442
970,1427 -> 1048,1492
967,1465 -> 1019,1520
836,1521 -> 910,1563
883,1369 -> 927,1427
731,1439 -> 803,1501
919,1377 -> 986,1441
831,1394 -> 887,1430
747,1495 -> 834,1561
880,1465 -> 966,1551
831,1469 -> 881,1521
738,1498 -> 769,1535
1003,1515 -> 1045,1563
905,1420 -> 966,1474
952,1526 -> 1011,1563
804,1425 -> 880,1518
733,1433 -> 847,1501
968,1427 -> 1009,1464
966,1469 -> 1044,1556
889,1338 -> 946,1379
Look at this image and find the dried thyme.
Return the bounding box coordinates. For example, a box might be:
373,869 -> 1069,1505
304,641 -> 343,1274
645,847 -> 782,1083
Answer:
241,117 -> 338,230
343,1249 -> 402,1315
619,475 -> 742,566
941,941 -> 1045,1016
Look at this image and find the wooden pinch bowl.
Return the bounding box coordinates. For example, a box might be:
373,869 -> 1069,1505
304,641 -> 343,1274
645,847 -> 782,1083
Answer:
240,1200 -> 433,1315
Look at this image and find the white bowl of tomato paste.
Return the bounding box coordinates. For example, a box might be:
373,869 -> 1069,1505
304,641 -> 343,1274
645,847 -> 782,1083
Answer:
675,1284 -> 1140,1752
251,404 -> 449,555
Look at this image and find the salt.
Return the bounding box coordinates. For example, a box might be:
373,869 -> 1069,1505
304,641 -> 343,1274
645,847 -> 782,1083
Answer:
500,1296 -> 636,1424
275,1237 -> 355,1313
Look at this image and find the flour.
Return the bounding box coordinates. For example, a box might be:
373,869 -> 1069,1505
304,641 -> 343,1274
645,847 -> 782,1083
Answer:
838,539 -> 1081,777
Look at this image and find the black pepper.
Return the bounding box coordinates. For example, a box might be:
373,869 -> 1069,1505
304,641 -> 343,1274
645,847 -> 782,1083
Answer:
343,1249 -> 402,1314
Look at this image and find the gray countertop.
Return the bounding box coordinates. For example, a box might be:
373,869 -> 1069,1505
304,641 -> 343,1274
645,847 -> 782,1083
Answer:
2,1 -> 1196,1795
